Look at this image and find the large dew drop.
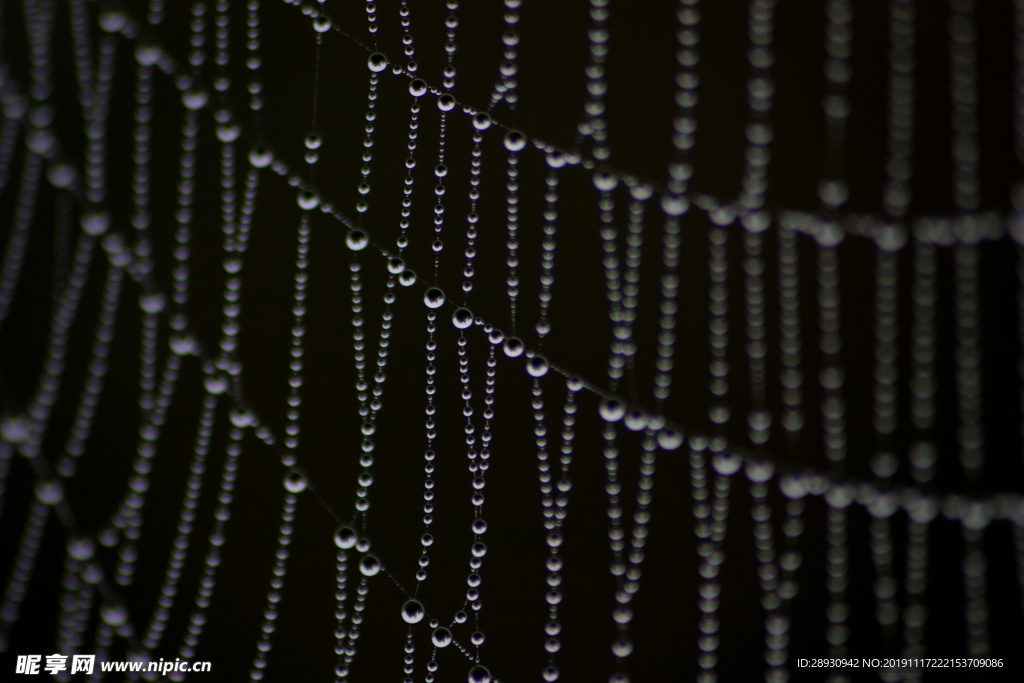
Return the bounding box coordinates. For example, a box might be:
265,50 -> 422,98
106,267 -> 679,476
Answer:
423,287 -> 445,309
249,146 -> 273,168
399,270 -> 417,287
438,94 -> 456,112
333,526 -> 357,550
346,229 -> 368,251
526,356 -> 549,377
503,337 -> 524,358
599,398 -> 626,423
656,428 -> 684,451
368,53 -> 388,73
359,554 -> 381,577
504,130 -> 526,152
283,471 -> 307,493
297,190 -> 320,211
409,79 -> 428,97
472,113 -> 492,131
401,599 -> 425,624
452,308 -> 474,329
468,666 -> 492,683
432,627 -> 452,648
388,257 -> 405,274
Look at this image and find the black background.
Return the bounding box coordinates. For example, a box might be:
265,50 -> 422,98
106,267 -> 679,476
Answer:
0,0 -> 1023,681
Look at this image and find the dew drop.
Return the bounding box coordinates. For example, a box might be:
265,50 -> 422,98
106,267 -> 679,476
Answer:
346,229 -> 368,251
101,603 -> 128,626
0,415 -> 29,443
359,554 -> 381,577
297,190 -> 320,210
473,113 -> 492,130
204,374 -> 228,395
305,134 -> 322,150
183,90 -> 209,111
388,257 -> 405,274
504,130 -> 526,152
368,53 -> 389,72
36,480 -> 64,505
249,146 -> 273,168
313,15 -> 331,32
712,452 -> 743,476
67,537 -> 96,561
432,627 -> 452,648
488,328 -> 505,345
81,212 -> 111,236
423,287 -> 445,309
333,526 -> 357,550
401,599 -> 425,624
656,428 -> 684,450
599,398 -> 626,423
409,79 -> 428,97
438,93 -> 456,111
623,410 -> 648,431
468,666 -> 492,683
593,170 -> 618,192
503,337 -> 524,358
452,308 -> 474,329
399,270 -> 417,287
283,471 -> 307,493
526,356 -> 549,377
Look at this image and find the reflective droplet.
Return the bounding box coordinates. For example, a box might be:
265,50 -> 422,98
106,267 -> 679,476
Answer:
473,113 -> 492,131
135,43 -> 162,66
36,480 -> 64,505
488,328 -> 505,345
0,414 -> 30,443
183,90 -> 209,111
204,374 -> 228,395
313,15 -> 331,32
359,554 -> 381,577
334,526 -> 358,549
656,428 -> 683,450
424,287 -> 445,309
388,257 -> 405,274
599,398 -> 626,422
566,377 -> 584,392
368,53 -> 389,73
48,163 -> 76,188
435,164 -> 448,178
81,212 -> 111,236
468,666 -> 492,683
346,229 -> 368,251
623,410 -> 648,431
504,130 -> 526,152
216,123 -> 240,143
409,79 -> 428,97
101,603 -> 128,626
283,471 -> 307,493
399,270 -> 417,287
660,194 -> 689,216
170,335 -> 198,356
438,94 -> 456,112
305,134 -> 322,150
67,537 -> 96,561
432,627 -> 452,648
546,152 -> 566,169
452,308 -> 474,329
297,190 -> 320,210
401,599 -> 425,624
593,170 -> 618,192
712,452 -> 743,476
611,638 -> 634,657
249,146 -> 273,168
526,356 -> 549,377
503,337 -> 524,358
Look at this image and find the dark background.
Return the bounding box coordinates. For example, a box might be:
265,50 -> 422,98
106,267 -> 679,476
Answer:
0,0 -> 1023,681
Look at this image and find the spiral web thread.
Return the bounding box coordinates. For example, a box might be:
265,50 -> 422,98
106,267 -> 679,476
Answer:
0,1 -> 1021,683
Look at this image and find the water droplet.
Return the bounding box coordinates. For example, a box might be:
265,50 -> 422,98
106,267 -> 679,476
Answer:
297,190 -> 320,210
504,130 -> 526,152
599,398 -> 626,422
170,334 -> 198,356
135,43 -> 162,66
593,170 -> 618,192
660,194 -> 689,216
432,627 -> 452,648
468,666 -> 492,683
401,599 -> 425,624
101,603 -> 128,626
711,452 -> 743,476
473,113 -> 492,130
526,356 -> 549,377
454,611 -> 468,623
334,526 -> 358,549
67,537 -> 96,561
452,308 -> 474,329
623,410 -> 648,431
399,270 -> 417,287
183,90 -> 209,111
82,212 -> 111,236
409,79 -> 428,97
546,152 -> 566,169
229,409 -> 252,428
345,229 -> 368,251
745,460 -> 775,483
368,53 -> 389,72
48,163 -> 76,188
284,471 -> 307,493
359,554 -> 381,577
438,94 -> 456,111
313,15 -> 331,32
656,428 -> 683,450
611,638 -> 634,657
249,146 -> 273,168
543,666 -> 560,682
204,374 -> 228,395
388,257 -> 405,274
305,134 -> 322,150
471,542 -> 487,557
423,287 -> 445,309
36,480 -> 64,505
0,414 -> 30,443
488,328 -> 505,345
566,377 -> 584,392
99,10 -> 128,33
